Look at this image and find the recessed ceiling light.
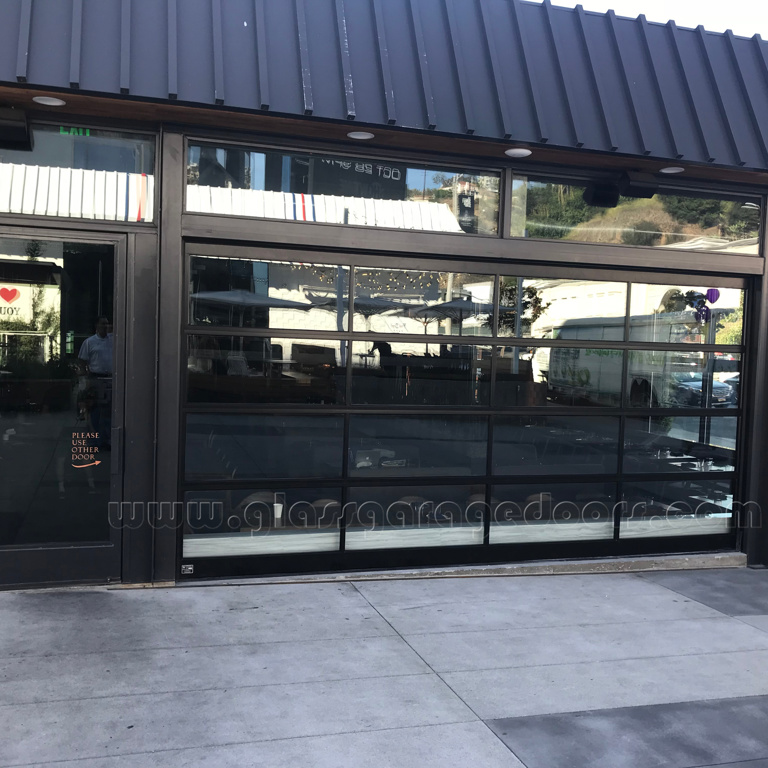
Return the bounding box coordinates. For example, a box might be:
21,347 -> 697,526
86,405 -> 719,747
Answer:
659,166 -> 685,174
32,96 -> 66,107
347,131 -> 374,140
505,147 -> 532,158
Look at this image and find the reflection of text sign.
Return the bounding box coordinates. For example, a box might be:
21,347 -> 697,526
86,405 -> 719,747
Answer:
320,159 -> 402,180
72,432 -> 101,468
0,286 -> 22,315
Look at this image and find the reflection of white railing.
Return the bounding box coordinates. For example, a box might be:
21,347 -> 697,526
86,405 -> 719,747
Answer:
0,163 -> 154,222
186,185 -> 463,233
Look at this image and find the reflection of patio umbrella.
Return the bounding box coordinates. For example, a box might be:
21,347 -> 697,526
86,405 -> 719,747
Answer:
307,293 -> 411,316
413,297 -> 514,335
191,290 -> 313,310
191,290 -> 313,331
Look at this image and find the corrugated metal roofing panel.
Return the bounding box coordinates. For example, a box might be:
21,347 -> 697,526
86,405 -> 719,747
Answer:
1,0 -> 768,171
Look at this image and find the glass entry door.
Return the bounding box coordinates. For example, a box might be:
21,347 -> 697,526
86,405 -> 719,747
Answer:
0,235 -> 122,586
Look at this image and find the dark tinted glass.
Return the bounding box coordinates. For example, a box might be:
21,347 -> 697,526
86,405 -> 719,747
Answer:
189,256 -> 348,331
0,125 -> 155,222
183,488 -> 342,556
624,416 -> 737,473
187,336 -> 346,405
0,238 -> 115,546
510,178 -> 760,255
493,417 -> 619,475
345,484 -> 485,550
498,278 -> 626,340
352,267 -> 494,335
348,415 -> 487,477
184,414 -> 344,481
629,284 -> 744,345
186,143 -> 500,235
627,352 -> 740,409
351,341 -> 490,405
490,482 -> 616,543
494,347 -> 624,407
621,478 -> 733,538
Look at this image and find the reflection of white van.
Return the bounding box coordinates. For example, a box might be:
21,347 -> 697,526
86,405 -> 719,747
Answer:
539,310 -> 735,407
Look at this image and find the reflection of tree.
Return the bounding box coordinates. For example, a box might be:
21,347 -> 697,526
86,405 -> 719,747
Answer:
716,293 -> 744,345
621,220 -> 661,246
496,279 -> 550,335
661,196 -> 760,239
526,184 -> 602,239
659,288 -> 740,342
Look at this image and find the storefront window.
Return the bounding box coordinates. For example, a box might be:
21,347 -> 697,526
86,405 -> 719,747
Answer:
621,478 -> 733,538
185,414 -> 344,481
189,256 -> 349,331
353,267 -> 495,335
181,251 -> 744,563
629,283 -> 744,345
494,347 -> 624,407
498,278 -> 627,340
624,416 -> 737,473
186,143 -> 500,235
493,417 -> 620,475
626,352 -> 740,409
348,415 -> 488,477
490,482 -> 616,543
0,124 -> 155,222
183,488 -> 342,556
187,336 -> 346,405
510,177 -> 760,254
350,341 -> 491,406
345,485 -> 484,550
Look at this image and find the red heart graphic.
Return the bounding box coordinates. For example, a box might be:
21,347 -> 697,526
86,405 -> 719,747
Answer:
0,288 -> 20,304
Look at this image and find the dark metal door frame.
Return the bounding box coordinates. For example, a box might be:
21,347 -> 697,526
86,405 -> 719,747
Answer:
0,225 -> 128,587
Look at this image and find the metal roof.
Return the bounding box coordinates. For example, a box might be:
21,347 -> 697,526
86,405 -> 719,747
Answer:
2,0 -> 768,170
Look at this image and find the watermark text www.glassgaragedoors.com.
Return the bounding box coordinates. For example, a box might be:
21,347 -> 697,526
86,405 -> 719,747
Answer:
108,495 -> 761,533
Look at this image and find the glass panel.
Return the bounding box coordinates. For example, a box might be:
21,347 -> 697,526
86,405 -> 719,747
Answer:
627,352 -> 740,409
189,255 -> 348,331
185,414 -> 344,480
493,417 -> 619,475
345,485 -> 484,550
498,278 -> 627,341
352,267 -> 494,335
510,178 -> 760,255
0,124 -> 155,222
351,341 -> 490,405
490,483 -> 615,543
621,478 -> 733,538
629,284 -> 744,345
187,336 -> 346,405
183,488 -> 342,556
494,347 -> 624,407
624,416 -> 737,473
348,415 -> 487,477
0,238 -> 114,546
186,143 -> 500,235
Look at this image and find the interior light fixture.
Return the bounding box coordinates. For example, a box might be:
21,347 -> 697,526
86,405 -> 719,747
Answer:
659,166 -> 685,174
347,131 -> 374,140
32,96 -> 66,107
505,147 -> 532,158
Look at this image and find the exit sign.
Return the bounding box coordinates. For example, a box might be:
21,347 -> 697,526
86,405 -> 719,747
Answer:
59,126 -> 90,136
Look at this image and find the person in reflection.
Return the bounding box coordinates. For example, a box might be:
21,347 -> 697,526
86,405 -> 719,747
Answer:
77,316 -> 113,451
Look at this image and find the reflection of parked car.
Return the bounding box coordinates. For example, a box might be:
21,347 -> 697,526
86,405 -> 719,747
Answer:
670,372 -> 732,407
721,373 -> 740,404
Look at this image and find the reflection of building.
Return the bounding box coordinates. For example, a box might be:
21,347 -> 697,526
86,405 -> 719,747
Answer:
1,0 -> 767,587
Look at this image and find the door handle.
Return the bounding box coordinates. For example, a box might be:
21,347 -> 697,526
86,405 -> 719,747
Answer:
111,426 -> 123,475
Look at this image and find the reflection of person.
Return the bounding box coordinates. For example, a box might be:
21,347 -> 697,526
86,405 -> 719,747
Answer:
78,316 -> 113,450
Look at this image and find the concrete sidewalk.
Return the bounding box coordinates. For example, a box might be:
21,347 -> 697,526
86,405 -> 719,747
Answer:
2,568 -> 768,767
